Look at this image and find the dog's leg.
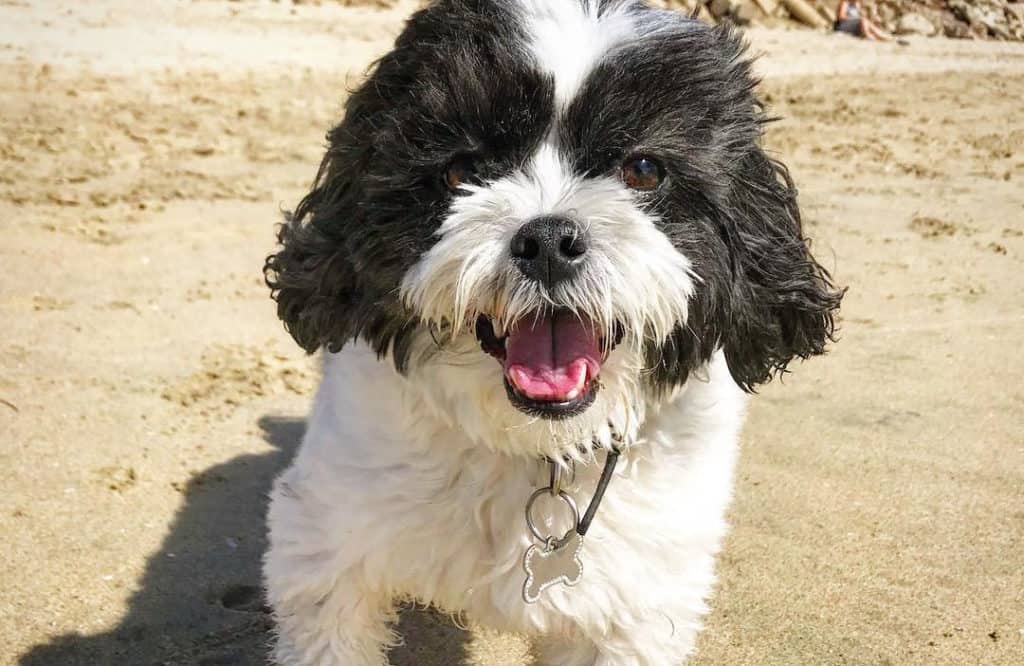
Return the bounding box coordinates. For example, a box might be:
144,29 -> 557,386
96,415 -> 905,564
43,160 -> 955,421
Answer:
265,476 -> 398,665
268,576 -> 396,666
264,553 -> 395,663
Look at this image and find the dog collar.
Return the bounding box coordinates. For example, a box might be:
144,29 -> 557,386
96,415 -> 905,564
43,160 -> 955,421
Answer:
521,443 -> 622,604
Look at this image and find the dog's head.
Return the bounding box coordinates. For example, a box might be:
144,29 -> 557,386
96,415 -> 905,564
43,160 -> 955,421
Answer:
265,0 -> 843,457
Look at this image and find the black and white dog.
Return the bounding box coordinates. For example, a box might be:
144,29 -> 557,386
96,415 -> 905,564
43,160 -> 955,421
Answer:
263,1 -> 842,664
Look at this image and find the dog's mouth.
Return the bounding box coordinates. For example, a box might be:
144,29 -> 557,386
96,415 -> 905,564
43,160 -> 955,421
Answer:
475,312 -> 622,420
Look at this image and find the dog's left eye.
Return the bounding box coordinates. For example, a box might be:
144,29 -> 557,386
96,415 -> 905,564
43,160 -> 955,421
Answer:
445,157 -> 480,192
621,157 -> 664,191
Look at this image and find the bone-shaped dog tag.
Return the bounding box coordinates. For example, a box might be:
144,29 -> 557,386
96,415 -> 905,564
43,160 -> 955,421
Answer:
522,532 -> 584,604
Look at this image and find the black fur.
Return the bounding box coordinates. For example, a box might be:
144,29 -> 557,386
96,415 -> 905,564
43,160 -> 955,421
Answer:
265,0 -> 554,368
265,0 -> 842,387
557,20 -> 842,391
646,148 -> 844,392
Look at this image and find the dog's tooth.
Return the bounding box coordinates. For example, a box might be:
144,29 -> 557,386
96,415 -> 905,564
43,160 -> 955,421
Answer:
494,318 -> 505,338
565,368 -> 589,401
508,368 -> 526,392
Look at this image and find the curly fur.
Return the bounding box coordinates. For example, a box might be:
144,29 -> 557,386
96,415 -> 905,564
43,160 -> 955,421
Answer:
263,2 -> 843,664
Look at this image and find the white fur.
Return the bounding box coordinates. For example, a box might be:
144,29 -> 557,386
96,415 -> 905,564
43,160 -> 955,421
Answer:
265,3 -> 746,664
401,143 -> 695,367
265,344 -> 746,665
516,0 -> 639,109
398,140 -> 697,466
515,0 -> 691,111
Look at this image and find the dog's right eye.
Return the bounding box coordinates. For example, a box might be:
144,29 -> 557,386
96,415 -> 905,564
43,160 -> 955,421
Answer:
445,157 -> 479,192
621,156 -> 664,191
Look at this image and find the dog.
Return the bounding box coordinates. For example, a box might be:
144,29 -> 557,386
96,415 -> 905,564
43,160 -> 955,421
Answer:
263,1 -> 842,664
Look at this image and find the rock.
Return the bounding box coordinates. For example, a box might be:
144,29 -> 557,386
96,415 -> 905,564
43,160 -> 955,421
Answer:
731,0 -> 762,25
947,0 -> 1003,37
707,0 -> 734,18
990,22 -> 1013,39
1007,5 -> 1024,23
968,20 -> 990,38
751,0 -> 780,16
942,15 -> 973,38
897,12 -> 938,35
948,0 -> 971,23
660,0 -> 1024,41
812,0 -> 834,23
781,0 -> 829,27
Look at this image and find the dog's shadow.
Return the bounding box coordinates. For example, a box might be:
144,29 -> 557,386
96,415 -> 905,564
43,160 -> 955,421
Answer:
19,416 -> 470,666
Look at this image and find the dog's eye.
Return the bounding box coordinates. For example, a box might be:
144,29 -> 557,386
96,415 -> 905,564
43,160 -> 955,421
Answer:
445,157 -> 479,192
621,157 -> 663,191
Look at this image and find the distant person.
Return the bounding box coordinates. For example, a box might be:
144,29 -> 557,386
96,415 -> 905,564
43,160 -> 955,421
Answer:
834,0 -> 891,41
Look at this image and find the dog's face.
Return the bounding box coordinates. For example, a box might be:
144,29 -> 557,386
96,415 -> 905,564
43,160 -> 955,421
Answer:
266,0 -> 842,456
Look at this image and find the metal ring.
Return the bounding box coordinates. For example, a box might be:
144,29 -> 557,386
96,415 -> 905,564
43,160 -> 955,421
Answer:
525,487 -> 579,545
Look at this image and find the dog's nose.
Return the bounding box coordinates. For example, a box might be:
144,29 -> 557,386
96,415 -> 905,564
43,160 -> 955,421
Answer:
510,216 -> 589,287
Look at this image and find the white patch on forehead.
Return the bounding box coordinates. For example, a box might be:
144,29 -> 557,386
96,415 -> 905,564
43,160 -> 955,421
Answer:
514,142 -> 577,215
516,0 -> 638,109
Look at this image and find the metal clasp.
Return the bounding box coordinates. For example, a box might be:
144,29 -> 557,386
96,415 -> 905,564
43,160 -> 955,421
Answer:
547,456 -> 575,497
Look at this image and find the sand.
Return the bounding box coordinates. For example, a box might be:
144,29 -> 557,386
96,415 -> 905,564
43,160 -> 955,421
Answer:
1,1 -> 1022,664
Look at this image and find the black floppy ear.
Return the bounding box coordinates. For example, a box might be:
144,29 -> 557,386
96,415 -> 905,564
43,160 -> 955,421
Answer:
717,148 -> 845,390
263,156 -> 367,355
264,130 -> 419,366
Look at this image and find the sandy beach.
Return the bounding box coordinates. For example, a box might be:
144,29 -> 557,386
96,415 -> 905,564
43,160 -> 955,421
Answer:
1,1 -> 1022,664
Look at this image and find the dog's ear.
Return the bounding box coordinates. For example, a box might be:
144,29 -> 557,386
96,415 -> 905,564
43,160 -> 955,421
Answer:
642,25 -> 843,392
264,108 -> 419,357
265,118 -> 420,365
713,148 -> 844,390
263,152 -> 364,355
647,148 -> 843,392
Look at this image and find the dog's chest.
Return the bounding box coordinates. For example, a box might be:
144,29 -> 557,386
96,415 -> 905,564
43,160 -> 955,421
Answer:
400,450 -> 685,634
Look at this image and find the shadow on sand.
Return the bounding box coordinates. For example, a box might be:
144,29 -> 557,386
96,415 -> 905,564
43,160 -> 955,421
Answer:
20,416 -> 469,666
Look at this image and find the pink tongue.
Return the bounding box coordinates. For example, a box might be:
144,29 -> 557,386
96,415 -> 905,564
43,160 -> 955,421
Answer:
504,312 -> 602,402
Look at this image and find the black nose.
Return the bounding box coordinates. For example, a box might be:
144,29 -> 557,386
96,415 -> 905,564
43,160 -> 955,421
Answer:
510,216 -> 589,287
